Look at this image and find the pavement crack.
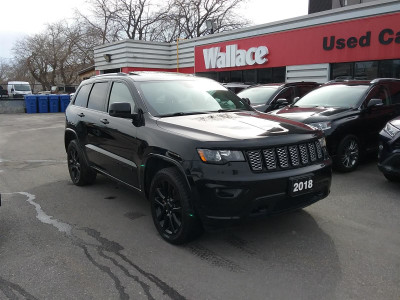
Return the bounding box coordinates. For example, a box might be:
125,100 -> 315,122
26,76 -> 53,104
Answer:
0,276 -> 39,300
4,192 -> 186,300
82,227 -> 186,300
79,243 -> 130,300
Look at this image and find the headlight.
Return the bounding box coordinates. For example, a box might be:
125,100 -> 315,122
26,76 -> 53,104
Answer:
318,137 -> 327,148
197,149 -> 245,164
308,122 -> 332,131
384,122 -> 400,137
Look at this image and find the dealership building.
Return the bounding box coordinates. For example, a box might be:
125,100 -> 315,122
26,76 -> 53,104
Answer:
94,0 -> 400,84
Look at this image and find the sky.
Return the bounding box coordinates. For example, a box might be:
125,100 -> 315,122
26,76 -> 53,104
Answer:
0,0 -> 309,60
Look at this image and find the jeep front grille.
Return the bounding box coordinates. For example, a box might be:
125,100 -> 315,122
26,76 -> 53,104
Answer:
246,140 -> 324,172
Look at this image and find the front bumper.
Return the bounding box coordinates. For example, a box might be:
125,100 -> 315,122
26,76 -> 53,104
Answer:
189,160 -> 332,228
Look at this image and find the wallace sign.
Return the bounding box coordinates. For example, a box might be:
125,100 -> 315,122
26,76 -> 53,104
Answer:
203,45 -> 269,69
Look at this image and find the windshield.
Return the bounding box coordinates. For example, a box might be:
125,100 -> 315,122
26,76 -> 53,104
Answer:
14,84 -> 31,92
136,79 -> 251,117
295,85 -> 369,108
238,86 -> 279,105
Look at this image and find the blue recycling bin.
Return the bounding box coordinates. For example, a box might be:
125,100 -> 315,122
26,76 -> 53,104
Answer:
37,95 -> 49,113
49,95 -> 60,112
60,94 -> 71,112
25,95 -> 38,114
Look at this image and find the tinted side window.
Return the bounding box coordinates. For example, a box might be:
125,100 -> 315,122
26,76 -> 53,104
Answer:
387,83 -> 400,105
364,85 -> 390,107
87,82 -> 109,112
108,82 -> 136,113
74,84 -> 92,107
297,85 -> 317,98
276,87 -> 295,103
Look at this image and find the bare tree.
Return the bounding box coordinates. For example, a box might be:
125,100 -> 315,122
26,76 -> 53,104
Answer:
153,0 -> 249,42
116,0 -> 171,40
13,22 -> 90,90
75,0 -> 122,44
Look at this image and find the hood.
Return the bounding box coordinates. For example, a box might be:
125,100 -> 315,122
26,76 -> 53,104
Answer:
156,111 -> 318,142
270,106 -> 353,123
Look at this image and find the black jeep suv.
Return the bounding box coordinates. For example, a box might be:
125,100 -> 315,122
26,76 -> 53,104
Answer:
270,79 -> 400,172
65,72 -> 332,244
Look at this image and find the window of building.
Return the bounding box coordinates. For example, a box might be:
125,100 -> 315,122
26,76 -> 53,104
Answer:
230,71 -> 242,82
257,68 -> 273,83
196,72 -> 217,80
74,84 -> 92,108
331,63 -> 354,80
354,61 -> 378,80
378,60 -> 400,78
331,59 -> 400,81
272,67 -> 285,83
87,82 -> 109,112
243,70 -> 256,84
218,71 -> 231,83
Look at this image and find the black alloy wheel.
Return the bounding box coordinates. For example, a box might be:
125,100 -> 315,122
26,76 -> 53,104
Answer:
154,180 -> 182,236
67,140 -> 97,186
335,135 -> 360,172
68,146 -> 81,183
150,167 -> 202,244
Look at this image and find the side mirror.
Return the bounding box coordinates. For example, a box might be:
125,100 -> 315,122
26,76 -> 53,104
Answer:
293,97 -> 300,103
109,102 -> 144,127
241,97 -> 251,105
275,98 -> 289,107
11,88 -> 14,92
109,102 -> 132,118
367,98 -> 383,108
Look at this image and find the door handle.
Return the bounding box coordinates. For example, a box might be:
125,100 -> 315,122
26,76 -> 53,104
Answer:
100,119 -> 109,124
77,113 -> 85,117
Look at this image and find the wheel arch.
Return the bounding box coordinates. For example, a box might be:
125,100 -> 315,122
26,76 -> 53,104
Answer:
65,128 -> 79,152
142,154 -> 191,200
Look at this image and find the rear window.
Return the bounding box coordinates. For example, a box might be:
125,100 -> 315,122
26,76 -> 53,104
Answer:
87,82 -> 109,112
74,84 -> 92,108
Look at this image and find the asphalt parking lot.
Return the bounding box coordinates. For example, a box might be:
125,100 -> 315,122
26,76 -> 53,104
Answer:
0,113 -> 399,300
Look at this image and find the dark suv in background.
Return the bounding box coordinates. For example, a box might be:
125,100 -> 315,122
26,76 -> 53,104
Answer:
65,72 -> 332,244
237,82 -> 319,113
378,116 -> 400,182
270,79 -> 400,172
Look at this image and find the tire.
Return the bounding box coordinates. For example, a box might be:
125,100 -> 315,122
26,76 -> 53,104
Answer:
383,173 -> 400,182
150,167 -> 203,244
334,135 -> 360,173
67,140 -> 97,186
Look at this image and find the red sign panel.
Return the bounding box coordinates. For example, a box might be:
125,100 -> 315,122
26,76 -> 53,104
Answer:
194,13 -> 400,73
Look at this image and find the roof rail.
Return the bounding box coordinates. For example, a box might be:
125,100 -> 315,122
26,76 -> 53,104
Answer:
90,72 -> 128,79
370,78 -> 400,84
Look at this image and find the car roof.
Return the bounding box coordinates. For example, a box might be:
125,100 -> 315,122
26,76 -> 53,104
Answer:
324,78 -> 400,86
89,71 -> 203,82
244,81 -> 319,89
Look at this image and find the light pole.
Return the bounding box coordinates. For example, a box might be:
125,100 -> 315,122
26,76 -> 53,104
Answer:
206,19 -> 217,34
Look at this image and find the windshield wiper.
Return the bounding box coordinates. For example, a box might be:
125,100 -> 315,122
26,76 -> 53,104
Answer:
158,111 -> 208,117
215,109 -> 243,113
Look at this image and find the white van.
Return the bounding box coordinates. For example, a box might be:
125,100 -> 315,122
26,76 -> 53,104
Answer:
7,81 -> 32,98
